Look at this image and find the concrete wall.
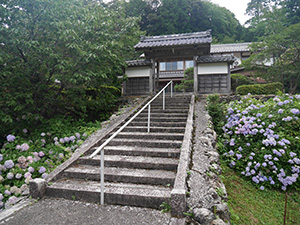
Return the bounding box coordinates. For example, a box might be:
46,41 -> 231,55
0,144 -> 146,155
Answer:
125,67 -> 151,78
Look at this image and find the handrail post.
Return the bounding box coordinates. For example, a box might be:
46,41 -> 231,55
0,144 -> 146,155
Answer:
100,149 -> 104,205
171,81 -> 173,97
148,104 -> 151,133
163,89 -> 165,110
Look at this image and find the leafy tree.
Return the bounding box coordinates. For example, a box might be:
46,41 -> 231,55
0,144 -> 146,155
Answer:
0,0 -> 143,140
243,23 -> 300,94
120,0 -> 242,43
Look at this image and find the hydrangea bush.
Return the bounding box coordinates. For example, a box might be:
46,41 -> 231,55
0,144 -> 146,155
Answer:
0,117 -> 101,209
220,94 -> 300,191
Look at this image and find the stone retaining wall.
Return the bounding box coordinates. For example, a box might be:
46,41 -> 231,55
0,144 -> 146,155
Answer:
187,99 -> 230,225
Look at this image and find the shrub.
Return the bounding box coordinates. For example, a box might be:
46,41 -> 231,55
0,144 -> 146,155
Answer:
231,73 -> 254,92
236,82 -> 284,95
220,94 -> 300,191
206,94 -> 226,135
175,67 -> 194,92
0,116 -> 102,209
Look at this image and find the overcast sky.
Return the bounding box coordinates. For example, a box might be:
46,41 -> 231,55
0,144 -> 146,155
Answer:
210,0 -> 251,25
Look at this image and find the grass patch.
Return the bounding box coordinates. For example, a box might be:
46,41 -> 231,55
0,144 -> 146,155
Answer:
221,162 -> 300,225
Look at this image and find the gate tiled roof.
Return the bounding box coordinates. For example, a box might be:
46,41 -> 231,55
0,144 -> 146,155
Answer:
134,30 -> 212,50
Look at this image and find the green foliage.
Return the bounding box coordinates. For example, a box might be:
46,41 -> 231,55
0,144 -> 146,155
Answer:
0,0 -> 143,142
236,82 -> 284,95
174,67 -> 194,92
206,94 -> 226,135
243,0 -> 300,42
119,0 -> 243,43
243,23 -> 300,94
160,201 -> 171,213
231,74 -> 254,92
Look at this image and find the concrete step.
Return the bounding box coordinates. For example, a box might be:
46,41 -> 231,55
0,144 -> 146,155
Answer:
150,105 -> 189,110
107,138 -> 182,148
63,165 -> 175,186
133,117 -> 187,122
122,126 -> 186,133
46,179 -> 170,209
79,155 -> 179,171
87,146 -> 181,158
141,109 -> 189,113
128,121 -> 186,127
138,112 -> 188,118
116,132 -> 184,141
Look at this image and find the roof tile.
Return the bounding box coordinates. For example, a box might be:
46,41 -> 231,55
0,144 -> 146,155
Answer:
134,30 -> 212,49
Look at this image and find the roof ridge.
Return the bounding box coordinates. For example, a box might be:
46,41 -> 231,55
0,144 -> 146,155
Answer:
141,30 -> 211,42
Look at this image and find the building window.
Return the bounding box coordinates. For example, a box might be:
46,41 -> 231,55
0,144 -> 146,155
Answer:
160,60 -> 192,71
185,60 -> 194,69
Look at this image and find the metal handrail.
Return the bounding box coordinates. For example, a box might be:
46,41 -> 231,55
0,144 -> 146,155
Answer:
89,80 -> 173,205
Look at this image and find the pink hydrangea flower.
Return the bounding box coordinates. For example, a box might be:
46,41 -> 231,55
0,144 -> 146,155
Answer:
18,156 -> 27,164
38,151 -> 45,157
24,172 -> 32,179
27,156 -> 34,163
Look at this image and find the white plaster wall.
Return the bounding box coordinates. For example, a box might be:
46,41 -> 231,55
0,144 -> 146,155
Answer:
198,63 -> 228,75
125,67 -> 151,78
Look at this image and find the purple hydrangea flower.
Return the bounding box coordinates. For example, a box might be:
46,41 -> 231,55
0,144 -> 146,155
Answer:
0,154 -> 3,162
228,150 -> 234,156
38,151 -> 45,157
75,133 -> 80,139
7,196 -> 18,205
0,193 -> 3,201
6,134 -> 16,142
23,129 -> 28,134
278,109 -> 284,114
4,160 -> 14,169
291,109 -> 299,115
236,154 -> 242,160
39,166 -> 46,174
7,172 -> 14,179
262,162 -> 267,167
64,137 -> 70,142
290,152 -> 297,158
4,190 -> 11,195
28,167 -> 34,173
260,186 -> 265,190
252,177 -> 259,183
42,173 -> 48,179
69,136 -> 76,142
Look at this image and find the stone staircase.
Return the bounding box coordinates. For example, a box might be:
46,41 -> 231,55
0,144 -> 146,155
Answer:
45,95 -> 192,210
